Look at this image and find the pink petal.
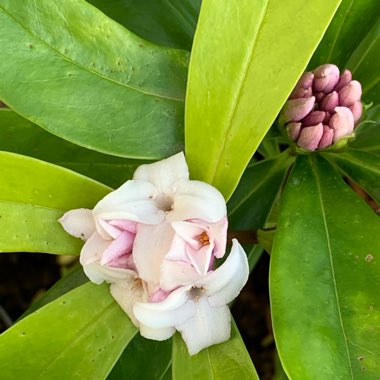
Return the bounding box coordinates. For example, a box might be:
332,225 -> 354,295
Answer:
100,231 -> 135,268
160,260 -> 202,291
297,123 -> 324,151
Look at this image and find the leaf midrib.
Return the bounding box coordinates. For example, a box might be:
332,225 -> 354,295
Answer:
310,155 -> 354,379
208,1 -> 270,185
0,6 -> 183,102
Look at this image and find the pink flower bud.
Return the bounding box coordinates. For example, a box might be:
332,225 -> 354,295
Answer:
296,72 -> 314,89
297,123 -> 323,151
329,107 -> 354,142
318,125 -> 334,149
349,101 -> 363,124
334,70 -> 352,92
313,64 -> 340,93
283,96 -> 315,122
315,92 -> 325,102
287,122 -> 302,141
302,110 -> 325,126
289,87 -> 311,100
323,112 -> 332,124
320,91 -> 339,113
339,80 -> 362,107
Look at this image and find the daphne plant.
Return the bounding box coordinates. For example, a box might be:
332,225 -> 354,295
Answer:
0,0 -> 380,380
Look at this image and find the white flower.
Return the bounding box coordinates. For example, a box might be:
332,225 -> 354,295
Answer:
133,240 -> 249,355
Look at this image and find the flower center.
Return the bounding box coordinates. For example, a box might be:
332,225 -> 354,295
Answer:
189,286 -> 205,301
198,231 -> 210,246
156,194 -> 173,212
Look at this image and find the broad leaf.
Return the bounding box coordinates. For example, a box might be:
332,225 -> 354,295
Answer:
87,0 -> 201,51
108,335 -> 172,380
0,151 -> 110,254
227,152 -> 293,230
172,321 -> 258,380
185,0 -> 340,198
325,149 -> 380,204
0,108 -> 146,188
345,18 -> 380,104
271,155 -> 380,379
0,283 -> 137,379
309,0 -> 380,69
0,0 -> 188,159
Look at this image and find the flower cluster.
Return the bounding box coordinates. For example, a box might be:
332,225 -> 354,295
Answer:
282,64 -> 362,151
59,153 -> 249,355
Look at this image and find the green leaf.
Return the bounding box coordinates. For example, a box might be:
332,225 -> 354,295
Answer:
185,0 -> 340,198
107,335 -> 172,380
324,149 -> 380,204
0,282 -> 137,379
0,151 -> 110,254
309,0 -> 380,69
271,155 -> 380,379
0,0 -> 188,159
345,18 -> 380,104
0,108 -> 147,188
349,105 -> 380,154
227,152 -> 293,230
172,320 -> 258,380
87,0 -> 201,51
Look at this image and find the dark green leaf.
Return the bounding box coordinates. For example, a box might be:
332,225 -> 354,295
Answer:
0,282 -> 137,379
0,0 -> 188,159
87,0 -> 201,51
172,320 -> 258,380
108,335 -> 172,380
346,18 -> 380,104
324,149 -> 380,204
227,152 -> 293,230
0,108 -> 147,188
0,151 -> 110,254
271,155 -> 380,379
309,0 -> 380,69
185,0 -> 340,198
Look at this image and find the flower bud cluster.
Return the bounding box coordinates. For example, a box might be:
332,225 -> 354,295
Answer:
59,153 -> 248,355
282,64 -> 362,151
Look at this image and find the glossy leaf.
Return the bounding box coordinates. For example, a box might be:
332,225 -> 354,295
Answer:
0,151 -> 110,253
108,335 -> 172,380
345,18 -> 380,104
227,152 -> 293,230
309,0 -> 380,69
0,0 -> 188,159
271,155 -> 380,379
172,321 -> 258,380
185,0 -> 340,198
87,0 -> 201,51
0,108 -> 147,188
325,149 -> 380,204
0,282 -> 137,379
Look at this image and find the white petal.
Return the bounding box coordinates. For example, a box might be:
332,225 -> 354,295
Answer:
160,260 -> 203,291
59,208 -> 95,241
168,180 -> 226,222
203,240 -> 249,306
133,286 -> 194,329
176,299 -> 231,355
133,222 -> 175,285
133,152 -> 189,194
110,278 -> 149,326
139,324 -> 176,341
93,180 -> 165,236
80,232 -> 136,284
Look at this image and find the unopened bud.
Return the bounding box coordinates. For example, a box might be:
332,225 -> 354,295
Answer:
313,64 -> 340,93
334,70 -> 352,92
296,72 -> 314,89
302,110 -> 325,126
339,80 -> 362,107
287,122 -> 302,141
283,97 -> 315,122
349,101 -> 363,124
318,125 -> 334,149
297,123 -> 323,151
320,91 -> 339,113
329,107 -> 354,142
